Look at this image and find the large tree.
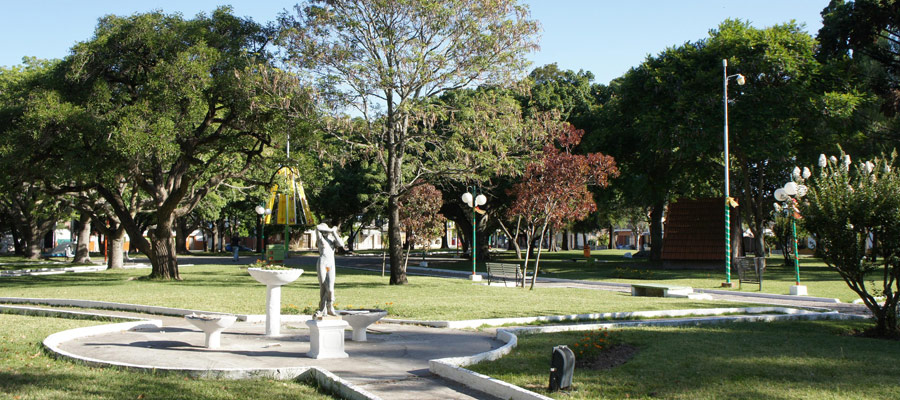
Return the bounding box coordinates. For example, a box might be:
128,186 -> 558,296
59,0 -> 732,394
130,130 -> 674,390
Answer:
509,123 -> 618,289
0,60 -> 76,259
589,42 -> 722,263
818,0 -> 900,113
57,8 -> 310,279
280,0 -> 539,284
708,20 -> 835,257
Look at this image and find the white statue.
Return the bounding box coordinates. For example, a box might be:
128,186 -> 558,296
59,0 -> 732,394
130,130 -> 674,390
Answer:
315,223 -> 344,317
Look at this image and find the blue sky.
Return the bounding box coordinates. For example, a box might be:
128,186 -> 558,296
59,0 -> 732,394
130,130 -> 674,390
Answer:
1,1 -> 829,84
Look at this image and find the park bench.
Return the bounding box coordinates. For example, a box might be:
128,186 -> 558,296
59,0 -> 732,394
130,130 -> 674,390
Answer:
736,256 -> 766,291
485,262 -> 530,287
631,283 -> 694,297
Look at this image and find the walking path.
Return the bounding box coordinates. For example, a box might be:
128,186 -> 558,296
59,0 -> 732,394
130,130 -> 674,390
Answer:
1,254 -> 872,399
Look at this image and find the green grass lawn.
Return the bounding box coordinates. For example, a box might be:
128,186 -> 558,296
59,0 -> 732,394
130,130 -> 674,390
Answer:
427,250 -> 863,302
0,314 -> 334,400
0,265 -> 758,321
1,258 -> 887,400
469,319 -> 899,399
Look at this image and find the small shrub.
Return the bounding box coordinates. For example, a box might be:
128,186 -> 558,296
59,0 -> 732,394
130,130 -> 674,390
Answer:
801,151 -> 900,336
571,328 -> 616,360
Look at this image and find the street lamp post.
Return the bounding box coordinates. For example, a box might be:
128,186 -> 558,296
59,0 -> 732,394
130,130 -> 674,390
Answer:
461,189 -> 486,281
722,59 -> 746,288
774,168 -> 810,296
255,205 -> 266,254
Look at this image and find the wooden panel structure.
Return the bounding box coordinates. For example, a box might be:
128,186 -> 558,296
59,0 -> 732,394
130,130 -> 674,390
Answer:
661,198 -> 726,261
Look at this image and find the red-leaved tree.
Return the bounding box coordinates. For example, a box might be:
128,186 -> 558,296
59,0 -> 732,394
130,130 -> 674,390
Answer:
399,182 -> 444,270
509,124 -> 618,289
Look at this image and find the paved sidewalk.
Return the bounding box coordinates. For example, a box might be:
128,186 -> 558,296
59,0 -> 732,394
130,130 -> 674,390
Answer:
52,310 -> 503,400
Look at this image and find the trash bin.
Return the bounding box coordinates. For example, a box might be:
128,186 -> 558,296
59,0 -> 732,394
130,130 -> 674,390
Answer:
266,244 -> 286,264
549,345 -> 575,392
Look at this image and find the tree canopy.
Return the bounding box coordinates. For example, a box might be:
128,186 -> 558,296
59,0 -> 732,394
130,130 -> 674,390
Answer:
280,0 -> 540,284
53,8 -> 311,279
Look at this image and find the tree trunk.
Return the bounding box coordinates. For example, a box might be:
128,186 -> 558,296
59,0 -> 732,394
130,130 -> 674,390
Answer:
562,229 -> 569,251
212,224 -> 219,252
388,192 -> 406,284
521,231 -> 533,287
73,212 -> 92,264
11,223 -> 24,256
440,220 -> 449,249
530,220 -> 551,290
872,302 -> 900,336
107,229 -> 125,269
649,201 -> 664,262
21,224 -> 42,260
733,206 -> 745,263
608,224 -> 615,249
148,219 -> 180,280
497,217 -> 523,259
175,217 -> 191,255
477,223 -> 489,263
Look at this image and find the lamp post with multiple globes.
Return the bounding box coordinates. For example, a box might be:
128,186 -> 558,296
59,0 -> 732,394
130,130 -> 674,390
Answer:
461,189 -> 486,281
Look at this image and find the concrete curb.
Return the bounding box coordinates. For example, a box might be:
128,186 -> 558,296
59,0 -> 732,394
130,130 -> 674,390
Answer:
0,304 -> 150,322
0,265 -> 107,277
506,310 -> 867,335
304,367 -> 384,400
697,288 -> 842,303
384,306 -> 833,329
0,297 -> 315,323
430,329 -> 553,400
0,303 -> 380,400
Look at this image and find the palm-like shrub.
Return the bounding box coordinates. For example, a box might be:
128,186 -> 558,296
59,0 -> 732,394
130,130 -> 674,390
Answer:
802,152 -> 900,336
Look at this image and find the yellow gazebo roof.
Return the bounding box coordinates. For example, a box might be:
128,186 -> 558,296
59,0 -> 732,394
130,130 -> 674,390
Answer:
264,166 -> 314,226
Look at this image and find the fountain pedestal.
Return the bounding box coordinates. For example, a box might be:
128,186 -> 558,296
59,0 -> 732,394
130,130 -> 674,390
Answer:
306,319 -> 349,359
184,314 -> 237,349
248,268 -> 303,336
339,309 -> 387,341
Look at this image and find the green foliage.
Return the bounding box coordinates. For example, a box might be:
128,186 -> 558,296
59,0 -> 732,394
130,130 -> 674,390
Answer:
818,0 -> 900,97
0,60 -> 77,257
802,151 -> 900,335
399,182 -> 444,249
38,8 -> 314,278
279,0 -> 540,284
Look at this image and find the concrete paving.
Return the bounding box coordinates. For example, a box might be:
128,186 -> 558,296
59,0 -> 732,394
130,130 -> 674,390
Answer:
56,315 -> 503,400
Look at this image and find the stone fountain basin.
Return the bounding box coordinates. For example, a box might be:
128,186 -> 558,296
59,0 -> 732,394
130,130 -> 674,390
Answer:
184,314 -> 237,348
339,309 -> 387,341
248,267 -> 304,286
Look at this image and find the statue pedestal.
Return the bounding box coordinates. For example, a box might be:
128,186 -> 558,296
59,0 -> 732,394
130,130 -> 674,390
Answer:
306,319 -> 349,359
790,285 -> 808,296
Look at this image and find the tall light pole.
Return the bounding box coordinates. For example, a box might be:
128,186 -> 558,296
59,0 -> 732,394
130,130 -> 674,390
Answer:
722,59 -> 746,288
462,189 -> 486,281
